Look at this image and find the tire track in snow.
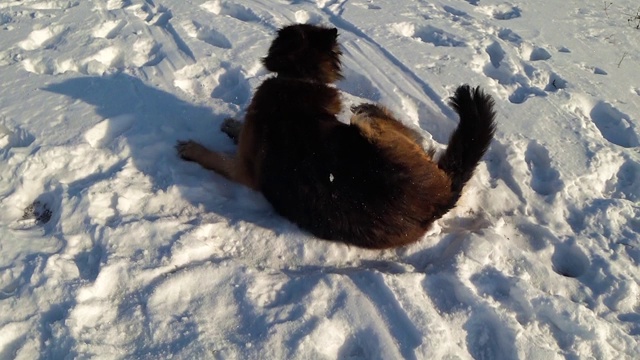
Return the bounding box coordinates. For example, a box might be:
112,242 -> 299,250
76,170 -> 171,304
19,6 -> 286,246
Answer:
320,5 -> 458,122
423,269 -> 520,360
348,272 -> 423,360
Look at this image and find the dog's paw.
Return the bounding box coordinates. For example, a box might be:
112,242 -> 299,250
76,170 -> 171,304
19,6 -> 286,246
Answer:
220,118 -> 242,143
176,140 -> 207,162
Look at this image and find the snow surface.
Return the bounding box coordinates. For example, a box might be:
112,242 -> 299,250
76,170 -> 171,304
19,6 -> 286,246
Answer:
1,0 -> 639,359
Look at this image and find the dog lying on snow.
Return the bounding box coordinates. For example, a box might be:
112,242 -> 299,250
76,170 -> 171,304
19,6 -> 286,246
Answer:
177,24 -> 496,249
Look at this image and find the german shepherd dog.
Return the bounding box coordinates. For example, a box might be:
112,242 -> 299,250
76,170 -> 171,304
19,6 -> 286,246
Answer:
177,24 -> 496,249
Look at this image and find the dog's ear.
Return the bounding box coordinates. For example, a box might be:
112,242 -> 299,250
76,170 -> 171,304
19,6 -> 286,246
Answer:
277,25 -> 307,50
318,27 -> 338,50
328,27 -> 338,39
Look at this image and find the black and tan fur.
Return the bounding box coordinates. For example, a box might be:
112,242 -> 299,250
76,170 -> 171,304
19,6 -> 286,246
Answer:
177,24 -> 496,249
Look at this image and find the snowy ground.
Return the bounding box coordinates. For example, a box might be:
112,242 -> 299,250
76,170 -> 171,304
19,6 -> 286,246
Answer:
1,0 -> 639,358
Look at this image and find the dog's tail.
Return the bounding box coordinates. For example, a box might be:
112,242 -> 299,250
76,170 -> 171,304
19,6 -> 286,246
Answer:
437,85 -> 496,210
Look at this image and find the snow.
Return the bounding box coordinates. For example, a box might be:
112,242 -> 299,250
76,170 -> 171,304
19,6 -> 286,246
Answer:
0,0 -> 639,358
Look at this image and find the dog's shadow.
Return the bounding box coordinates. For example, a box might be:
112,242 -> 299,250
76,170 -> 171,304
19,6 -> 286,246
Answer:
44,73 -> 278,229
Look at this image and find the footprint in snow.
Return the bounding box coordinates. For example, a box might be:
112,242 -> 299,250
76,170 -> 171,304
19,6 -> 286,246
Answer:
82,46 -> 125,75
92,19 -> 127,40
129,2 -> 155,22
571,96 -> 639,148
426,268 -> 522,356
478,41 -> 564,104
576,63 -> 607,75
443,6 -> 468,17
18,25 -> 67,51
483,140 -> 526,202
618,313 -> 640,336
497,28 -> 522,44
183,21 -> 232,49
391,23 -> 466,47
544,72 -> 568,92
480,3 -> 522,20
84,114 -> 135,149
612,159 -> 640,201
0,123 -> 35,150
106,0 -> 132,10
480,42 -> 542,104
123,0 -> 195,64
551,241 -> 590,278
1,12 -> 13,28
589,102 -> 639,148
130,0 -> 173,25
210,65 -> 251,106
515,221 -> 554,252
74,245 -> 104,281
413,25 -> 466,47
520,43 -> 552,62
131,37 -> 163,67
593,67 -> 607,75
466,313 -> 519,359
485,41 -> 506,68
423,275 -> 467,315
507,86 -> 547,104
200,0 -> 261,23
524,141 -> 563,196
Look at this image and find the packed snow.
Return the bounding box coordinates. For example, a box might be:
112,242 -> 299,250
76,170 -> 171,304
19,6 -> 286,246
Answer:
1,0 -> 639,359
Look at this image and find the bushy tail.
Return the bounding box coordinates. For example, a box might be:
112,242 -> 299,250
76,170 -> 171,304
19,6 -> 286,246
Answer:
438,85 -> 496,207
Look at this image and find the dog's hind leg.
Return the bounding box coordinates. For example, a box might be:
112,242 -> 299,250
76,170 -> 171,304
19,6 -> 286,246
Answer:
350,103 -> 424,146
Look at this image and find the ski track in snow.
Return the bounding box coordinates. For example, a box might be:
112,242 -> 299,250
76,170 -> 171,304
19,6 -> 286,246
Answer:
1,0 -> 639,359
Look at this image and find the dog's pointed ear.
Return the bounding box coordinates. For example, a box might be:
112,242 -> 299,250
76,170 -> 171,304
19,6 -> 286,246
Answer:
277,25 -> 306,49
320,27 -> 338,49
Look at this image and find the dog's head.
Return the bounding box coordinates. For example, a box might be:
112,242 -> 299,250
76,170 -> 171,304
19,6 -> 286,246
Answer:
262,24 -> 342,83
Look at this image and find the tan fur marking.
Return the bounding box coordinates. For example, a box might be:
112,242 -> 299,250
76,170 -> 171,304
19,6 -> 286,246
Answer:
350,112 -> 432,161
233,115 -> 263,190
177,141 -> 235,178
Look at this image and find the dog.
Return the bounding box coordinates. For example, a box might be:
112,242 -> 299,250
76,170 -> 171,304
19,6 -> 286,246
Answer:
177,24 -> 496,249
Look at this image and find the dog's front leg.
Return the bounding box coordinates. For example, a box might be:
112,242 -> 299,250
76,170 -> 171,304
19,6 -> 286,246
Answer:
176,140 -> 236,179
